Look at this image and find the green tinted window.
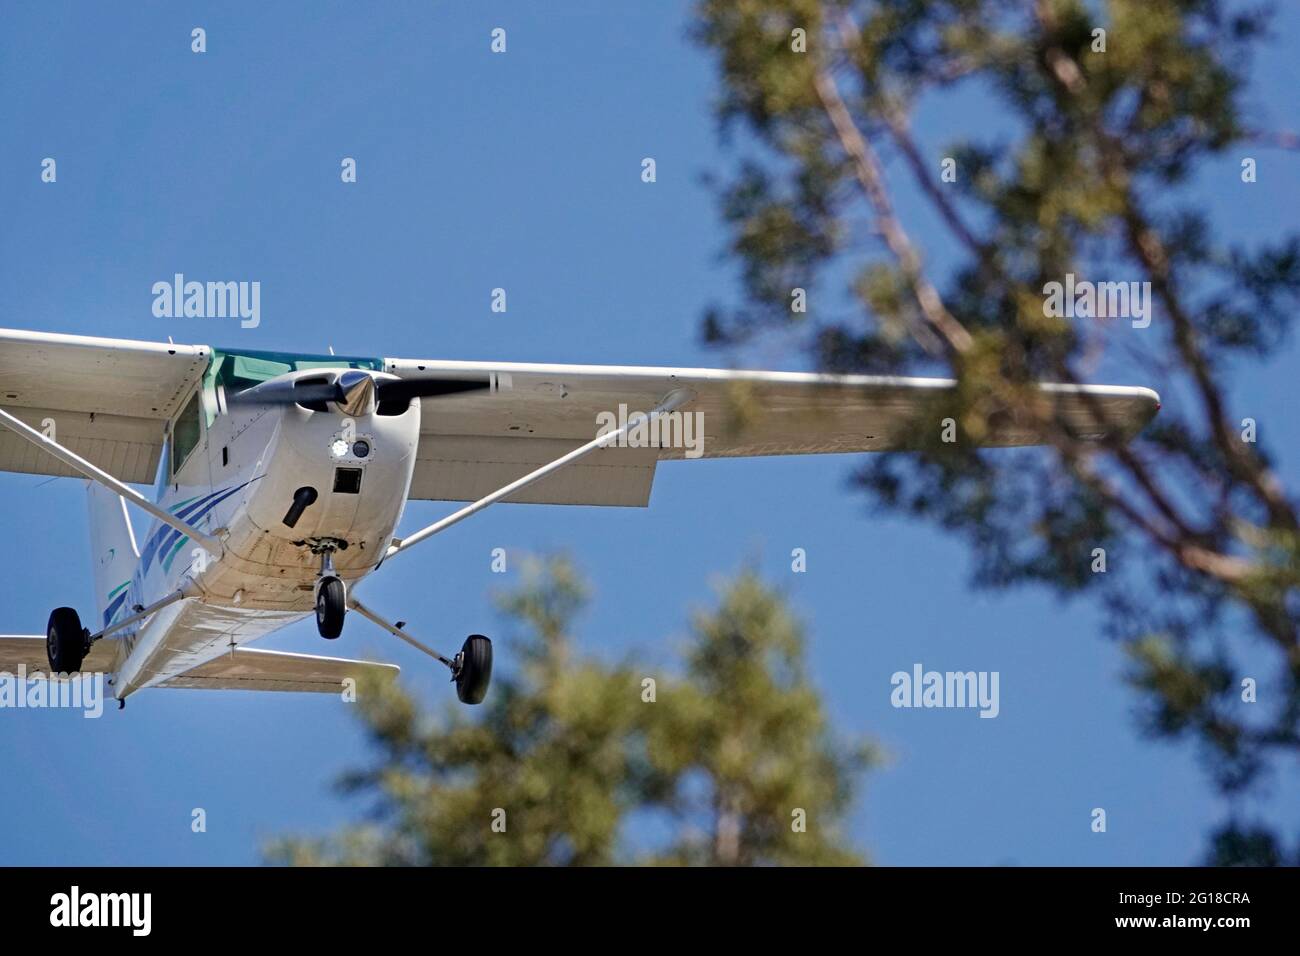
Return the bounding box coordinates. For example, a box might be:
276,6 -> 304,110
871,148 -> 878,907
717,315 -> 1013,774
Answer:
171,391 -> 202,476
232,355 -> 292,381
212,348 -> 383,393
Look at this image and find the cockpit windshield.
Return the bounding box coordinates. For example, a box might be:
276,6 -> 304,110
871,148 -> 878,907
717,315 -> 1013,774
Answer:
209,348 -> 384,393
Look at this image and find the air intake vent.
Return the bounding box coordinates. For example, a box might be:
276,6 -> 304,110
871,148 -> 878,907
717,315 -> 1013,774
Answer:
333,468 -> 363,494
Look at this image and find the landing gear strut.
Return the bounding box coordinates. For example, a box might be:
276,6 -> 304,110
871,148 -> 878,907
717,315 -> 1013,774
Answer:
311,542 -> 347,639
348,599 -> 493,705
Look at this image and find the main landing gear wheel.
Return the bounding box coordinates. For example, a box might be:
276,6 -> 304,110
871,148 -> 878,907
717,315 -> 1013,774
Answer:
453,634 -> 492,705
47,606 -> 88,673
315,577 -> 346,639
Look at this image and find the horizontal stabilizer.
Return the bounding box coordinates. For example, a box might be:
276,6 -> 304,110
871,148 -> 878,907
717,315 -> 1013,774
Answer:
158,647 -> 398,693
0,635 -> 117,675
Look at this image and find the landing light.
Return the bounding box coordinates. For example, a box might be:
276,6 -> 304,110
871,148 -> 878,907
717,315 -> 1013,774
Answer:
330,439 -> 350,458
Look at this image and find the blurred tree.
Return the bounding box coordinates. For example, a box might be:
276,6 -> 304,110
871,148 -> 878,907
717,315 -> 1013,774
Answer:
268,557 -> 875,865
1202,820 -> 1297,867
692,0 -> 1298,858
647,570 -> 877,864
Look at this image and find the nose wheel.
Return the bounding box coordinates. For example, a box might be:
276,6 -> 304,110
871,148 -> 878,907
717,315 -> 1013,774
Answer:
311,542 -> 348,639
315,577 -> 346,639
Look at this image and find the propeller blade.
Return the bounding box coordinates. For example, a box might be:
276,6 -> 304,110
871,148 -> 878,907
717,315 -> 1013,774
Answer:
227,372 -> 492,410
374,376 -> 492,403
227,379 -> 342,406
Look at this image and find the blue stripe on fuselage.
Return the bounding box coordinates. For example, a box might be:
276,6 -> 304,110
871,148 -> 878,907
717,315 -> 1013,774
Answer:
139,493 -> 208,572
141,480 -> 255,575
102,588 -> 129,629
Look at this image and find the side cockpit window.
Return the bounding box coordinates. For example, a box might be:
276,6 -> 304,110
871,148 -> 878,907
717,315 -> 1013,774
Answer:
170,390 -> 202,477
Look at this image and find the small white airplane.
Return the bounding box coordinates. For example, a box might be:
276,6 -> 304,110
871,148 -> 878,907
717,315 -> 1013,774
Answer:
0,327 -> 1160,706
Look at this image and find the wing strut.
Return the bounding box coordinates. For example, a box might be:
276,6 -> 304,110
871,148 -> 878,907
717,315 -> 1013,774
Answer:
384,388 -> 693,561
0,406 -> 224,556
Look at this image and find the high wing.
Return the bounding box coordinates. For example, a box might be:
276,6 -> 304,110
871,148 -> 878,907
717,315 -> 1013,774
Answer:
157,647 -> 398,693
0,635 -> 118,674
0,329 -> 1159,506
383,357 -> 1161,508
0,328 -> 210,483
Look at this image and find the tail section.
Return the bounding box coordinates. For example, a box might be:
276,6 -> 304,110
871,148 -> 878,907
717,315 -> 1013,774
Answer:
87,482 -> 140,630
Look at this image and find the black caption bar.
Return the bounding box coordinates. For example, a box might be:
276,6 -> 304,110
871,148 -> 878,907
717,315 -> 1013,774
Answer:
0,865 -> 1286,941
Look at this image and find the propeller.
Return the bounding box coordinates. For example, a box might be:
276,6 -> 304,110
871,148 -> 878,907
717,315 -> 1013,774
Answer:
228,369 -> 491,414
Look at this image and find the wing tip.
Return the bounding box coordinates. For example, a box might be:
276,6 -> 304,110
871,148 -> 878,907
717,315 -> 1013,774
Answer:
1135,386 -> 1161,423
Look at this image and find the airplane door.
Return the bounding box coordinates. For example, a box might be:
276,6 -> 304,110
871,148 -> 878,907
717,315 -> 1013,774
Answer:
165,387 -> 213,535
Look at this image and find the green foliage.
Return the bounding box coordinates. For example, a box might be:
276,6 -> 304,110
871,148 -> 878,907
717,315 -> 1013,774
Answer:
268,557 -> 876,866
648,570 -> 877,864
1203,822 -> 1299,867
692,0 -> 1299,859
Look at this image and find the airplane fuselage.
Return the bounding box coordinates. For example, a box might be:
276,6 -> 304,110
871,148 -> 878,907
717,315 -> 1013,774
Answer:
107,375 -> 423,698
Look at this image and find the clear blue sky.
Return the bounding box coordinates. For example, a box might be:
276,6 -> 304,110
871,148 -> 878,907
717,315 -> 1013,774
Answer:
1,1 -> 1295,865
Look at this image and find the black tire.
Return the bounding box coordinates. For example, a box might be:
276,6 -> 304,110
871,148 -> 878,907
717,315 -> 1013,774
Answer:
47,606 -> 87,673
455,634 -> 493,705
315,577 -> 346,639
